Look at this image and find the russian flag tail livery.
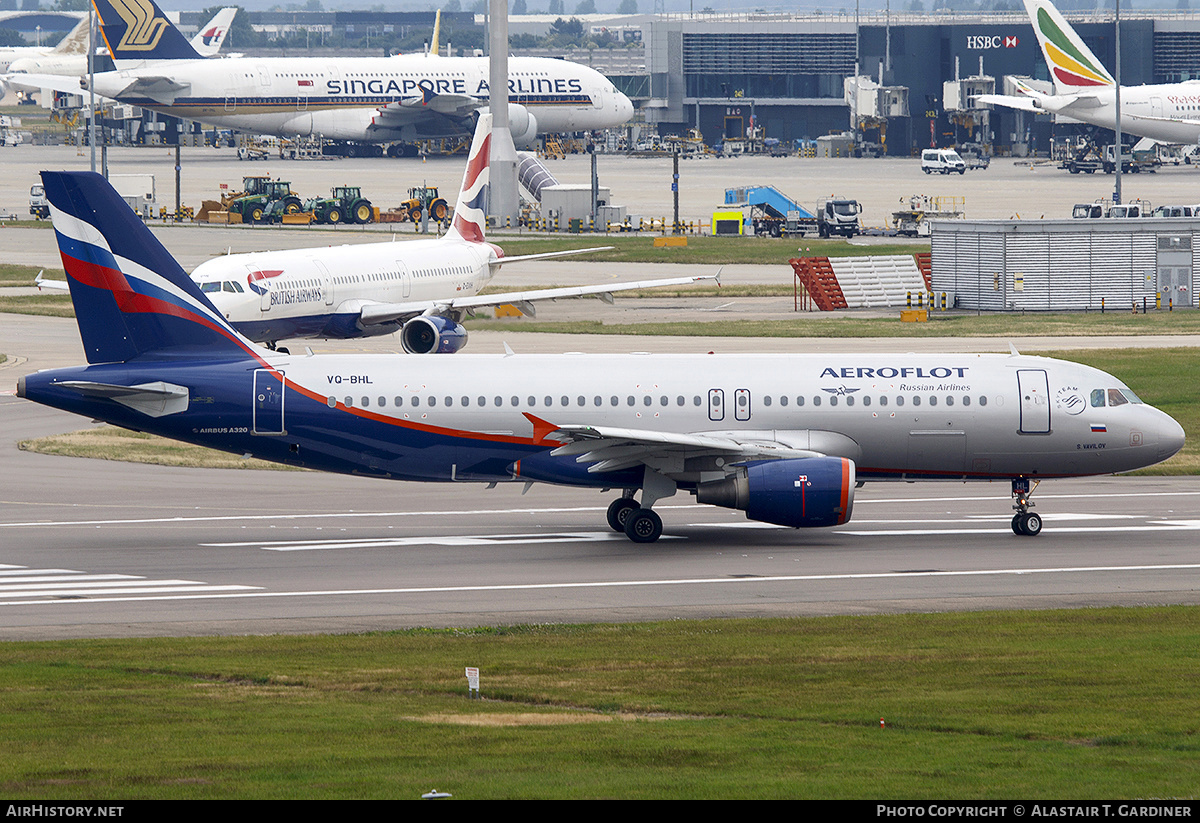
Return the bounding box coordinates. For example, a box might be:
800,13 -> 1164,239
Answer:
93,0 -> 203,64
1024,0 -> 1114,95
446,112 -> 491,244
43,171 -> 254,364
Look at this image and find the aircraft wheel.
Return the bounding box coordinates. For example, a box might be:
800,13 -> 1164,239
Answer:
624,508 -> 663,544
1012,512 -> 1042,536
606,498 -> 639,533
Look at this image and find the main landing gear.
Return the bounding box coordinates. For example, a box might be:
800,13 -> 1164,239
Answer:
1011,477 -> 1042,537
606,470 -> 676,544
606,494 -> 664,543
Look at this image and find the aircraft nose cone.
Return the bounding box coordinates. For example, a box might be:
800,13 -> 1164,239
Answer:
1160,414 -> 1187,462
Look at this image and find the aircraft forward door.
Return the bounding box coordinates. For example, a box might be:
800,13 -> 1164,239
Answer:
253,370 -> 286,435
1017,369 -> 1050,434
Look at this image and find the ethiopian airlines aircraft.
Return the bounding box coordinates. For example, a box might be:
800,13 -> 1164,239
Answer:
18,170 -> 1184,542
9,0 -> 632,146
980,0 -> 1200,144
190,115 -> 714,352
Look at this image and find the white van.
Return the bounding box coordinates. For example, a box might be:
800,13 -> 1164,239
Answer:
921,149 -> 966,175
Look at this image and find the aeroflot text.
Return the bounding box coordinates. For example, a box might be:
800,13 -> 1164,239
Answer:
876,807 -> 1193,818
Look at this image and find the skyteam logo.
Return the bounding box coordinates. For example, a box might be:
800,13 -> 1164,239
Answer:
110,0 -> 170,52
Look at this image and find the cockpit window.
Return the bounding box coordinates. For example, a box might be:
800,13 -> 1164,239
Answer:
1107,389 -> 1129,407
222,281 -> 243,293
1090,389 -> 1105,408
200,282 -> 220,293
1120,388 -> 1143,404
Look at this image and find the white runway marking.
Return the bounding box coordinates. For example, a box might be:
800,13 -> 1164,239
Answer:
0,565 -> 261,604
207,532 -> 683,550
4,562 -> 1199,608
2,490 -> 1198,529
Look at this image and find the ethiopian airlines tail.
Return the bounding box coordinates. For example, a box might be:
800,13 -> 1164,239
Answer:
93,0 -> 203,66
1023,0 -> 1115,95
444,113 -> 492,244
43,170 -> 254,363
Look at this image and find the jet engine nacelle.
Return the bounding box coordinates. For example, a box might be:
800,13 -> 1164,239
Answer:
695,457 -> 856,528
400,315 -> 468,354
507,104 -> 538,149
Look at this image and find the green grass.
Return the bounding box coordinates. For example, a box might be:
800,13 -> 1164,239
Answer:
490,233 -> 929,264
0,294 -> 74,317
2,609 -> 1199,799
466,308 -> 1200,338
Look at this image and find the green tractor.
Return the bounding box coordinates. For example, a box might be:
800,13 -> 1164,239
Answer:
401,185 -> 449,223
307,186 -> 374,225
229,179 -> 302,224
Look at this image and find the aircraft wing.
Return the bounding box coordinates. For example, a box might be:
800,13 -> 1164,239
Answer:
356,273 -> 718,327
35,271 -> 69,291
531,416 -> 825,474
109,75 -> 190,103
3,72 -> 87,95
974,93 -> 1042,113
372,92 -> 481,127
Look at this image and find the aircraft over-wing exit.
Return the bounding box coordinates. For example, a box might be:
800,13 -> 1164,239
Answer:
8,0 -> 632,147
19,171 -> 1185,542
191,115 -> 716,352
979,0 -> 1200,144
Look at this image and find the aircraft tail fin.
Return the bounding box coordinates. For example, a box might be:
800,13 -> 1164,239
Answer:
42,171 -> 255,364
444,112 -> 492,244
92,0 -> 203,65
428,8 -> 441,56
52,15 -> 92,56
189,6 -> 237,57
1023,0 -> 1114,94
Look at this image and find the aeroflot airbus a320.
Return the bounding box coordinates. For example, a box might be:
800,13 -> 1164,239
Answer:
18,171 -> 1185,542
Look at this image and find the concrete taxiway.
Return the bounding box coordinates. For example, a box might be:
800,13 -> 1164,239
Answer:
3,311 -> 1199,640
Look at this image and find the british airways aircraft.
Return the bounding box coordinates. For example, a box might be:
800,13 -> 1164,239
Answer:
18,171 -> 1185,542
8,0 -> 632,147
190,115 -> 714,353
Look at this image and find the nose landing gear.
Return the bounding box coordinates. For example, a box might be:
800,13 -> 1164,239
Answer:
1011,478 -> 1042,536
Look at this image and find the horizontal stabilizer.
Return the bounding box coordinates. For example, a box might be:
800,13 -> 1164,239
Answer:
57,380 -> 189,417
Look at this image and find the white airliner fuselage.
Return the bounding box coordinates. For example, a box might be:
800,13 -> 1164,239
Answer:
82,53 -> 632,144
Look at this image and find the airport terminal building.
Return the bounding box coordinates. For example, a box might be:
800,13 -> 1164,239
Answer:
638,10 -> 1190,156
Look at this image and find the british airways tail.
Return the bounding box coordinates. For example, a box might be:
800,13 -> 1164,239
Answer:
91,0 -> 203,65
43,171 -> 256,364
1023,0 -> 1115,95
444,113 -> 492,244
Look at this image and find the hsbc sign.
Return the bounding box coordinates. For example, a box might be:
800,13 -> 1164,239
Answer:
966,35 -> 1020,49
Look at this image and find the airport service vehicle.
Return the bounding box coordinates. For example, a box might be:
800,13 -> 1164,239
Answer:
979,0 -> 1200,146
921,149 -> 966,175
21,170 -> 1185,542
8,0 -> 633,149
306,187 -> 374,225
401,186 -> 449,223
28,184 -> 48,219
816,197 -> 864,238
189,115 -> 715,351
228,180 -> 301,224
